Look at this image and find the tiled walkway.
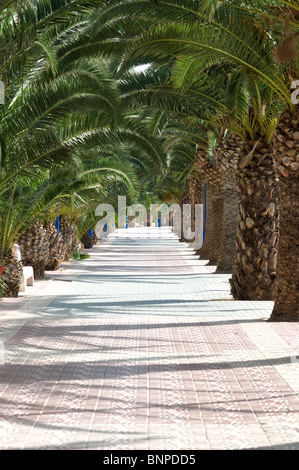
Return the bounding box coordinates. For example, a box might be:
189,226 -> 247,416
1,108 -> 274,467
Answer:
0,227 -> 299,450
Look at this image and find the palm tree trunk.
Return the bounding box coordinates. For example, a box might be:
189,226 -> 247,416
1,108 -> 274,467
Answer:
197,182 -> 213,260
178,192 -> 191,242
187,172 -> 202,239
214,133 -> 242,273
59,216 -> 78,261
269,108 -> 299,321
18,221 -> 50,280
207,185 -> 224,266
81,230 -> 94,249
194,148 -> 223,261
1,247 -> 22,297
230,140 -> 279,300
45,222 -> 63,271
216,173 -> 238,273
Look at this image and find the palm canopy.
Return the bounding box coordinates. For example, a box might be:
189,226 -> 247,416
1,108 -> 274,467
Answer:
0,0 -> 167,261
118,1 -> 296,107
120,59 -> 281,154
0,0 -> 100,88
0,149 -> 142,256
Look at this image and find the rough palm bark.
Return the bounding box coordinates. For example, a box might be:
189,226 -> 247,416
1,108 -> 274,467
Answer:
44,222 -> 64,270
214,133 -> 240,273
194,149 -> 223,262
269,108 -> 299,321
230,138 -> 279,300
197,182 -> 213,260
207,185 -> 224,266
81,230 -> 94,249
215,173 -> 238,273
59,216 -> 79,261
1,246 -> 22,297
18,221 -> 50,280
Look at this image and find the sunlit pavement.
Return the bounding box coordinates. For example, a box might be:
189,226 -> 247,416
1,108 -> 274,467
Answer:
0,227 -> 298,450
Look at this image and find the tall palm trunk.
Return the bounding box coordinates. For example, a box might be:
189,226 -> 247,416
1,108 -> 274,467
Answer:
59,216 -> 78,261
269,108 -> 299,321
45,222 -> 64,271
18,221 -> 50,280
215,174 -> 238,273
214,133 -> 240,273
194,149 -> 223,262
197,182 -> 213,260
207,185 -> 224,266
1,246 -> 23,297
230,139 -> 279,300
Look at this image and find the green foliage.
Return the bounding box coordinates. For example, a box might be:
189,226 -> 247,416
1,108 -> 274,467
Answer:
0,0 -> 298,268
0,0 -> 166,261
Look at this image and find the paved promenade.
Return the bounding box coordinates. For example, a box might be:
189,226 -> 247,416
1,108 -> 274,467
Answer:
0,227 -> 298,450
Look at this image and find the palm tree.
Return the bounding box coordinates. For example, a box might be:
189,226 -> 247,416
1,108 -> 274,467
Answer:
0,149 -> 142,294
266,4 -> 299,320
2,0 -> 298,317
119,65 -> 225,255
119,60 -> 279,297
44,220 -> 64,271
0,0 -> 166,295
194,144 -> 224,266
117,1 -> 297,306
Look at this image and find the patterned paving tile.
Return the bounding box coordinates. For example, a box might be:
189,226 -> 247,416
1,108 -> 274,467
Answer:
0,227 -> 298,450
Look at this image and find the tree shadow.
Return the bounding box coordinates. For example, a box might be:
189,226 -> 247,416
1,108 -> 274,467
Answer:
35,296 -> 270,318
0,355 -> 294,385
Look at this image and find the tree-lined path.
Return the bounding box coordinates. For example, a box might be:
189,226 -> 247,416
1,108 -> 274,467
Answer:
0,228 -> 299,450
